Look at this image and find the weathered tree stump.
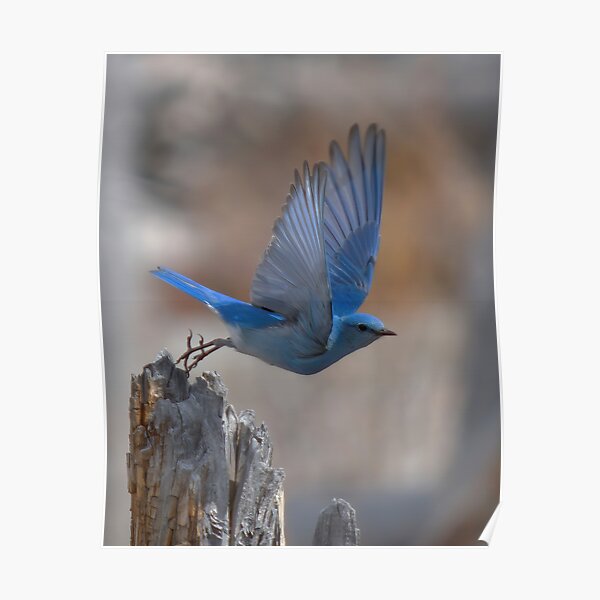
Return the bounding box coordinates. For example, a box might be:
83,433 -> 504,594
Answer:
313,498 -> 360,545
127,350 -> 360,546
127,350 -> 285,545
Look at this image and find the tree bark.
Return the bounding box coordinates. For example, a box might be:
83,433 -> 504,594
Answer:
127,350 -> 285,545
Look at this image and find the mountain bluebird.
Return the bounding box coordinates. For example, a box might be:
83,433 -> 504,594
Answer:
152,123 -> 395,375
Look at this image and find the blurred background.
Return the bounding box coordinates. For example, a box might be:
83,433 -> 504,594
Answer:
100,54 -> 500,545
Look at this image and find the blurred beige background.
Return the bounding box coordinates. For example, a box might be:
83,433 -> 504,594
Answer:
100,54 -> 500,545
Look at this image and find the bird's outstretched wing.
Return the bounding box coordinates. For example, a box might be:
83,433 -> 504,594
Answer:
323,124 -> 386,315
251,162 -> 332,357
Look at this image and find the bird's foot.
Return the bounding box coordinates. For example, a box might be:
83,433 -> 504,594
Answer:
176,330 -> 221,377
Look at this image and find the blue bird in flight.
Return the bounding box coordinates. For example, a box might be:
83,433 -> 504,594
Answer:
152,123 -> 395,375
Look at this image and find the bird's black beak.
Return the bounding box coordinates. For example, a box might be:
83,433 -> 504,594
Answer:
379,328 -> 397,336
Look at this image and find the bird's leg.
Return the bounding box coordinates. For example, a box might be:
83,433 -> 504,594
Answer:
176,330 -> 212,374
183,344 -> 222,373
176,330 -> 229,376
176,330 -> 204,366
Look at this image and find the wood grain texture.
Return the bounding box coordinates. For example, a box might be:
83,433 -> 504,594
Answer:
127,350 -> 285,545
313,498 -> 360,546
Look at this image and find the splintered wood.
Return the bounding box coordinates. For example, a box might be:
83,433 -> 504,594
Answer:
127,350 -> 285,546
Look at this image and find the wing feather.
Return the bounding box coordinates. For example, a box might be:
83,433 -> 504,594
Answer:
324,124 -> 386,315
251,162 -> 332,357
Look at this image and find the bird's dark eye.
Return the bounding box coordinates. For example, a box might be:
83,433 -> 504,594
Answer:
357,323 -> 367,332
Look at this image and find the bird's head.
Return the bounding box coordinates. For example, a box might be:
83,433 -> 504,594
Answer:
338,313 -> 396,351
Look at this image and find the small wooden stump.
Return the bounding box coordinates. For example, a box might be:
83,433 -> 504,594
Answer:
127,350 -> 285,545
313,498 -> 360,546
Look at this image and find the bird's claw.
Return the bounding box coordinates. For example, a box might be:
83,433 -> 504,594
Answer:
176,330 -> 218,377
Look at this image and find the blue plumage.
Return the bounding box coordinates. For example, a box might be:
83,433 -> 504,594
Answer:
152,124 -> 395,375
151,267 -> 284,329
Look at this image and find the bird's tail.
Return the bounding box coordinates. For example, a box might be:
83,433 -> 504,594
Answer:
152,266 -> 287,328
151,266 -> 225,312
